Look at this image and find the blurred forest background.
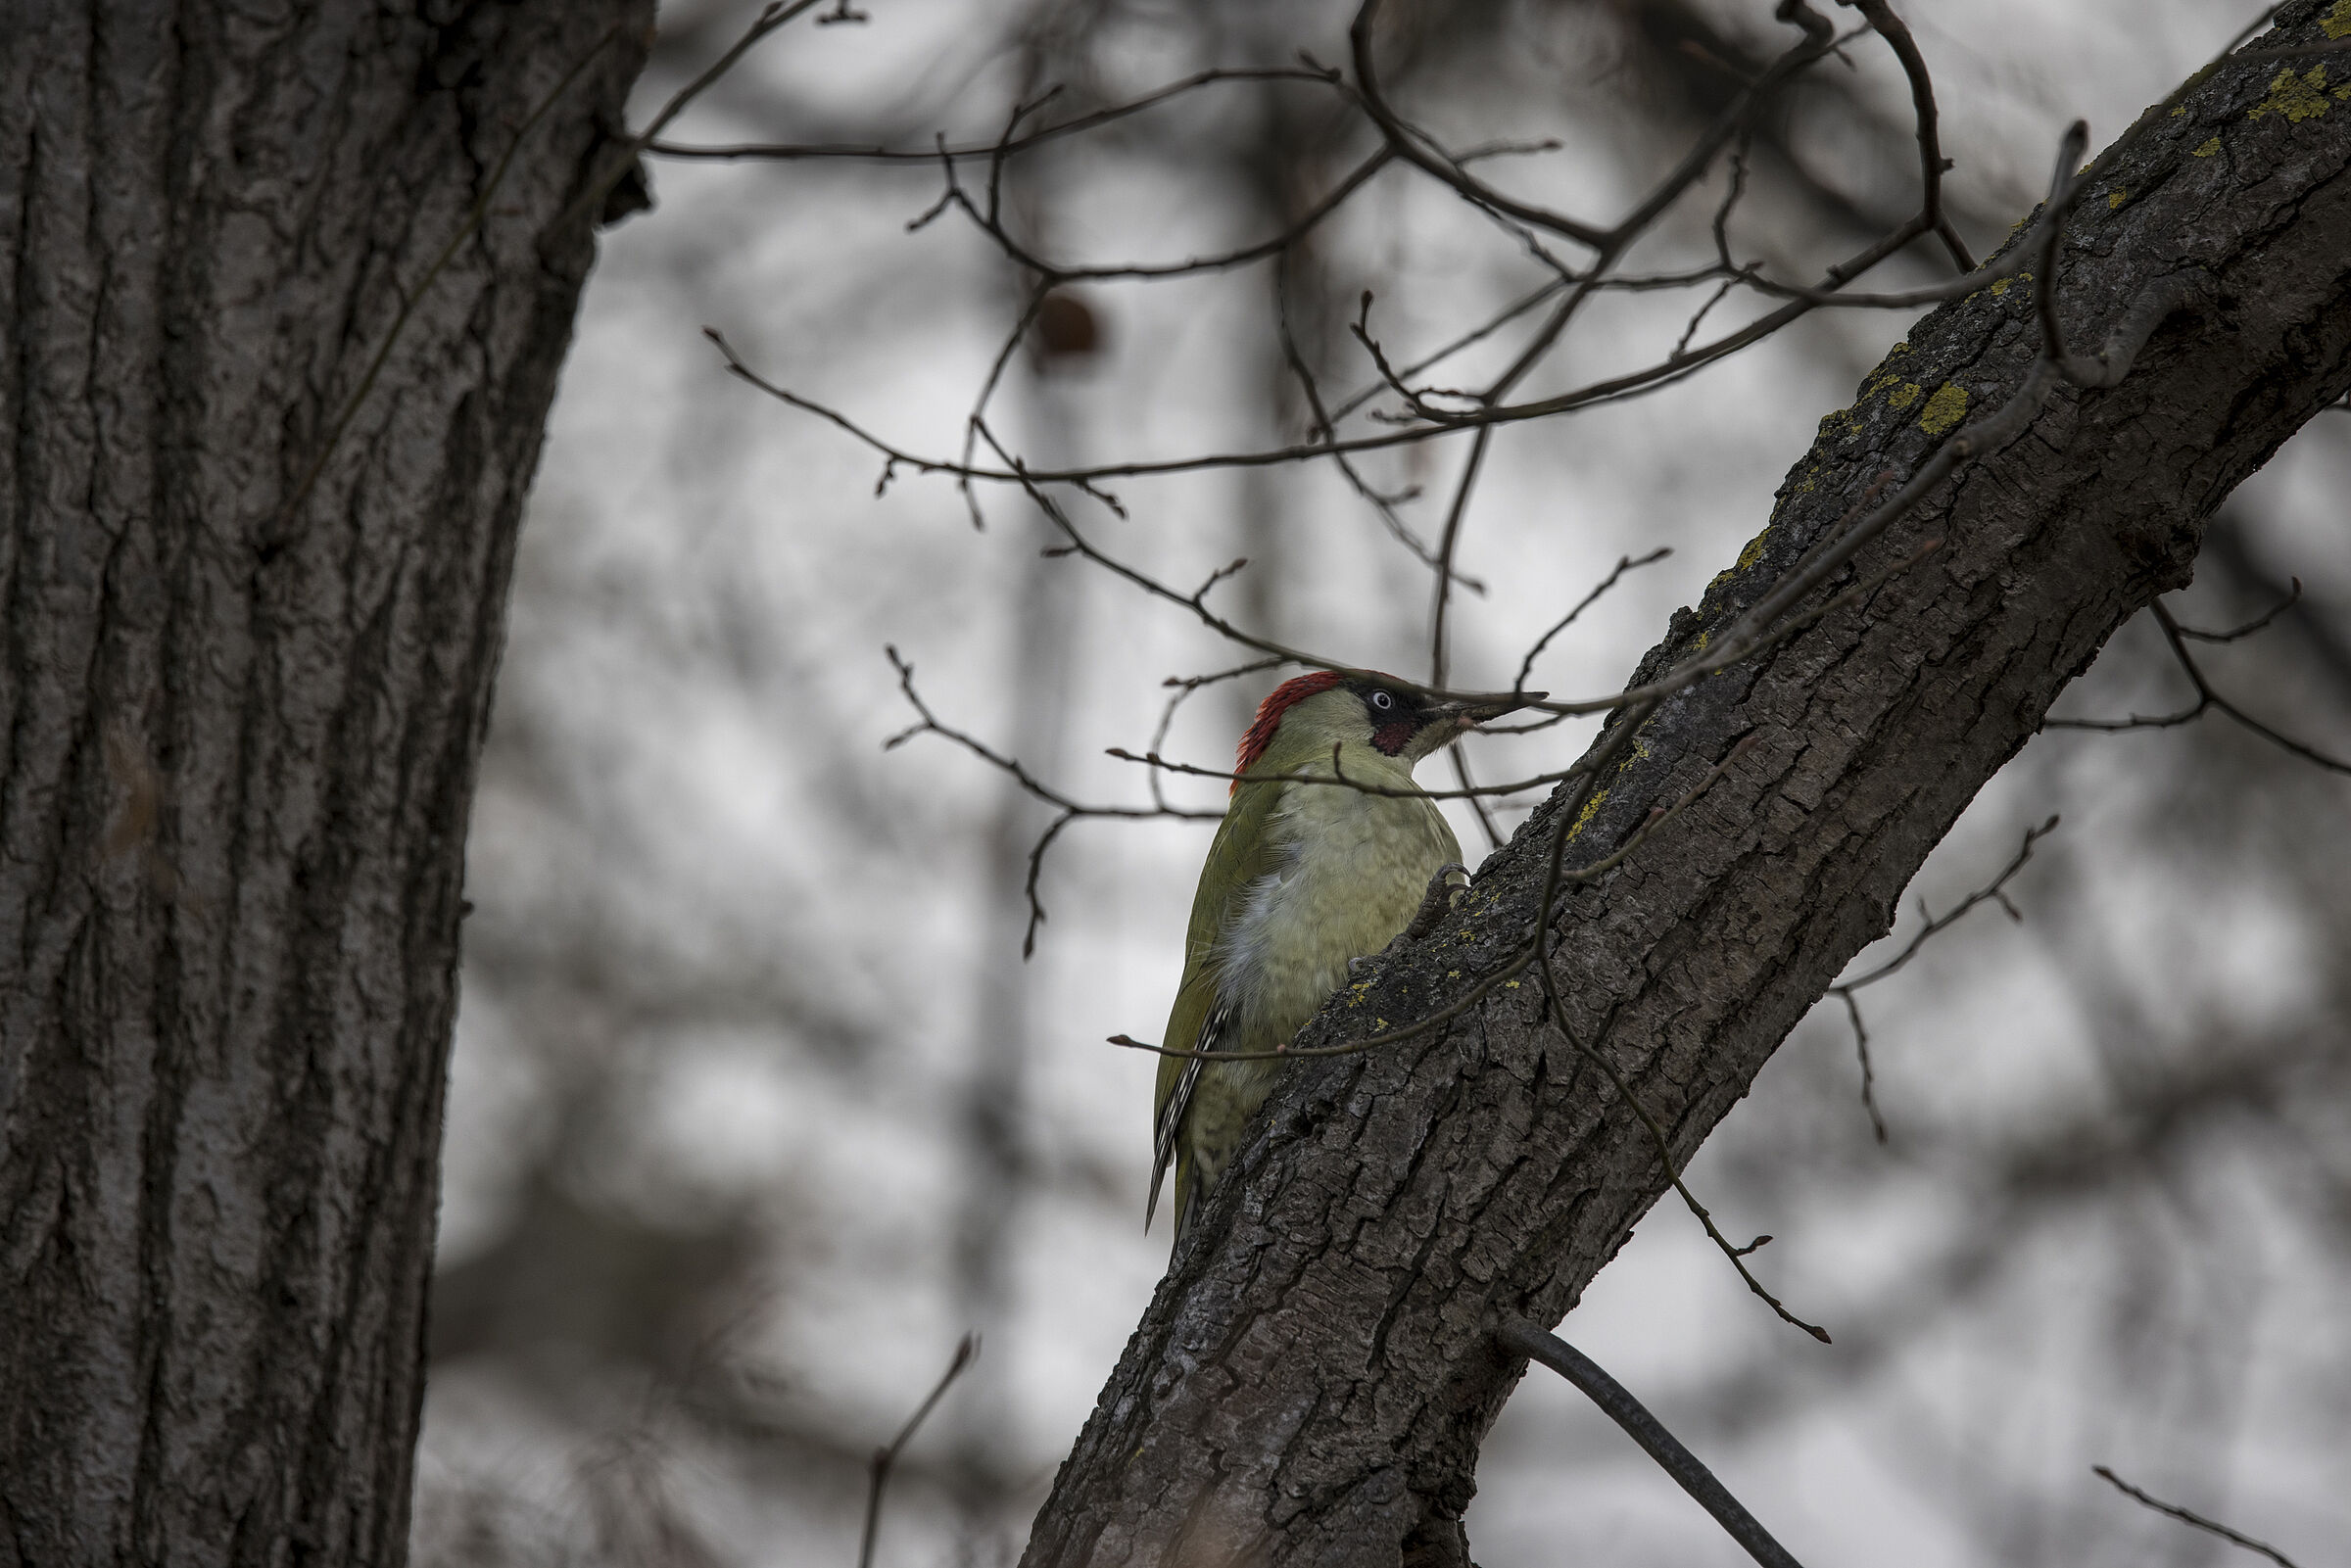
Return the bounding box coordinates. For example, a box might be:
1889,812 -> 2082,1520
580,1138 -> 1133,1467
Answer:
408,2 -> 2351,1563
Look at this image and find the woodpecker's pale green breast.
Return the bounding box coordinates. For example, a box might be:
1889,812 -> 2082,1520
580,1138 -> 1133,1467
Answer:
1147,671 -> 1537,1248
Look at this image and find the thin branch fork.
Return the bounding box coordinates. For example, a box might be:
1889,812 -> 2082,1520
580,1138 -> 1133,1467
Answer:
1493,549 -> 1672,726
1831,816 -> 2059,1142
922,142 -> 1399,285
858,1335 -> 978,1568
554,0 -> 834,239
1143,657 -> 1283,813
2045,599 -> 2351,776
2175,577 -> 2301,643
882,647 -> 1220,957
1273,253 -> 1473,587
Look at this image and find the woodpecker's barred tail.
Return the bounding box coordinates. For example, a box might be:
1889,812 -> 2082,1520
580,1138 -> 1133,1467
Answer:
1146,998 -> 1230,1232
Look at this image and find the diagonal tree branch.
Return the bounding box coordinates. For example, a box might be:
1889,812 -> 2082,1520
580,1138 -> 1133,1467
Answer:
1020,7 -> 2351,1562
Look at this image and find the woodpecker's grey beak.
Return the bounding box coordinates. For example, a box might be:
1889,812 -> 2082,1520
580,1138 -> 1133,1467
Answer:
1436,690 -> 1545,729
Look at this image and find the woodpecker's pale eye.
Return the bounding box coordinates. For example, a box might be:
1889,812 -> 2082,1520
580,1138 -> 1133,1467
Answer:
1370,691 -> 1396,712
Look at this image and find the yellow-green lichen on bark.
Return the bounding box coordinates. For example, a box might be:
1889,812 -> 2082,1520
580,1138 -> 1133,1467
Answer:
2194,136 -> 2224,157
1919,383 -> 1969,435
2249,66 -> 2330,123
1886,382 -> 1922,409
1704,546 -> 1748,591
1855,342 -> 1916,401
2326,0 -> 2351,40
1566,786 -> 1609,839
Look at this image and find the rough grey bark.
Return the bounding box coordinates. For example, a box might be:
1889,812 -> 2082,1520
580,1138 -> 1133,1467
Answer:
1022,9 -> 2351,1565
0,4 -> 649,1564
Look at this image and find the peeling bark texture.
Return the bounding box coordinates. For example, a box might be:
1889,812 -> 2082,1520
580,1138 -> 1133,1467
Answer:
1023,9 -> 2351,1566
0,3 -> 649,1564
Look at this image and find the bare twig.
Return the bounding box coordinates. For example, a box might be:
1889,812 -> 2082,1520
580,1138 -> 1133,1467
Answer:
1511,549 -> 1675,698
1840,990 -> 1888,1145
1273,255 -> 1472,585
2174,578 -> 2301,643
648,66 -> 1345,164
1144,659 -> 1283,813
928,144 -> 1396,285
556,0 -> 833,239
1347,0 -> 1838,255
859,1335 -> 978,1568
1105,531 -> 1943,808
1829,817 -> 2059,1142
1501,1319 -> 1808,1568
1847,0 -> 1974,273
884,648 -> 1220,957
2046,601 -> 2351,775
1840,818 -> 2057,994
2092,1465 -> 2303,1568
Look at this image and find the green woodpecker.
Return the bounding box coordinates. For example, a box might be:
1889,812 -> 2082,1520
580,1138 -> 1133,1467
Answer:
1147,670 -> 1541,1247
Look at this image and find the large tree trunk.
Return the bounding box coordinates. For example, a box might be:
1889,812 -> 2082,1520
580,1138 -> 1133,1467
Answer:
1022,8 -> 2351,1565
0,4 -> 648,1563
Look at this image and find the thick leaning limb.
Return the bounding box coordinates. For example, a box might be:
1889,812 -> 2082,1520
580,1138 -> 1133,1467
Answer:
1019,7 -> 2351,1564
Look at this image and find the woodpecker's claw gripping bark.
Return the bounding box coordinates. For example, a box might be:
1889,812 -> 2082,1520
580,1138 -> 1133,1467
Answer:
1358,864 -> 1467,974
1406,862 -> 1470,941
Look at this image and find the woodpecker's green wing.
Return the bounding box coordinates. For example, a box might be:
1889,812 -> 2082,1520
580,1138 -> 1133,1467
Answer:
1147,778 -> 1288,1231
